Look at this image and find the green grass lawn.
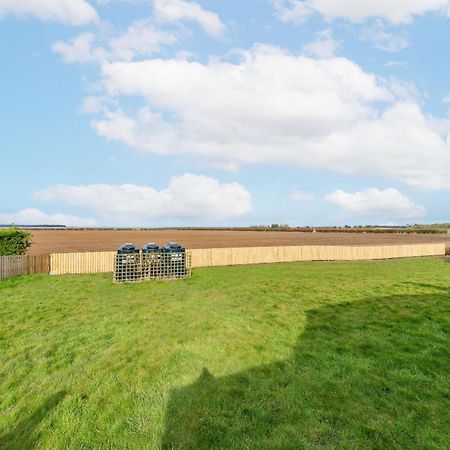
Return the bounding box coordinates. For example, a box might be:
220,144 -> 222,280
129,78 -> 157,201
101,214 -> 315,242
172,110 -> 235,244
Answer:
0,258 -> 449,449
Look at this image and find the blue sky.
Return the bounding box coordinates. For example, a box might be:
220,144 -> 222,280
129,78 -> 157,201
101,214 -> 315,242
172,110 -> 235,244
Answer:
1,0 -> 449,227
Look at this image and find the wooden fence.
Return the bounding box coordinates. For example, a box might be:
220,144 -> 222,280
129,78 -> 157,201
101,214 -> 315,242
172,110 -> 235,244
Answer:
1,244 -> 445,278
189,243 -> 445,267
0,255 -> 50,280
48,243 -> 446,275
50,252 -> 115,275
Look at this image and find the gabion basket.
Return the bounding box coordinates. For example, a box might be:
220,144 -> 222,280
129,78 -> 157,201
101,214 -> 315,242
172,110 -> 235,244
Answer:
114,251 -> 191,283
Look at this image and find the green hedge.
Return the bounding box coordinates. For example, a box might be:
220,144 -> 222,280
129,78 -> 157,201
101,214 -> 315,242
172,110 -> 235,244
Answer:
0,228 -> 32,256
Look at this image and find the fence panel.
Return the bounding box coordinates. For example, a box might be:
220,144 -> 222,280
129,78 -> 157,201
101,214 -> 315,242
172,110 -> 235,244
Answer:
0,254 -> 50,280
0,256 -> 26,279
26,255 -> 50,275
50,251 -> 116,275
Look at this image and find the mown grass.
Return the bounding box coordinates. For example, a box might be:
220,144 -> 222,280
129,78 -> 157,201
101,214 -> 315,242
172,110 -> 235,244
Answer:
0,258 -> 449,449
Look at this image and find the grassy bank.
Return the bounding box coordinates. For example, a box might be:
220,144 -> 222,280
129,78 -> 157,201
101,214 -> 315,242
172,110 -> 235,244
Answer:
1,258 -> 449,448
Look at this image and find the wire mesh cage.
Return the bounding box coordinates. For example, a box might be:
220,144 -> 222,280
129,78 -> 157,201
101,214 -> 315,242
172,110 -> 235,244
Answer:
114,247 -> 191,283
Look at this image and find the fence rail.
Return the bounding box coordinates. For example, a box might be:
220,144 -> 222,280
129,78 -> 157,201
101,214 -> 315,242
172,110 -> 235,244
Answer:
0,254 -> 50,280
47,243 -> 445,275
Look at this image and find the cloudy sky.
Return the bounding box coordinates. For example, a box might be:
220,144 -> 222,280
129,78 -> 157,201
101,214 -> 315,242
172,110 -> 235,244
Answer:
1,0 -> 449,227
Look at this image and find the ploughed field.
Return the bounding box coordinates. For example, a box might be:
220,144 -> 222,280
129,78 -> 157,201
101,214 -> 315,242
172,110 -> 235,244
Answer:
28,229 -> 450,254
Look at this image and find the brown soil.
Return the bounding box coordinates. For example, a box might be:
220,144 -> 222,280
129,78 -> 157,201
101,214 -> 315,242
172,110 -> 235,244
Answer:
27,229 -> 450,254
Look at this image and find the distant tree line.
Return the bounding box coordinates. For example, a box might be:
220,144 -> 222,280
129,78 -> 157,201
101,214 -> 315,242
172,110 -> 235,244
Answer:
248,225 -> 447,234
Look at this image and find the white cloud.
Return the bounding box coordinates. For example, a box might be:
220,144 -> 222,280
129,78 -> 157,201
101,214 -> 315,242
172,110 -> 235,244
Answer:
92,108 -> 178,154
34,174 -> 252,223
154,0 -> 225,36
292,190 -> 315,202
53,21 -> 176,64
108,20 -> 177,60
272,0 -> 310,24
0,208 -> 96,227
303,29 -> 339,58
0,0 -> 98,26
53,33 -> 107,64
92,45 -> 450,190
443,95 -> 450,104
78,96 -> 109,114
361,22 -> 410,52
325,188 -> 426,220
272,0 -> 449,24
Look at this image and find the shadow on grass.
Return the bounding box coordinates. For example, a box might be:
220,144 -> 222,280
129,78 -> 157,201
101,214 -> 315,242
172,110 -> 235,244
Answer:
162,292 -> 450,449
0,391 -> 66,450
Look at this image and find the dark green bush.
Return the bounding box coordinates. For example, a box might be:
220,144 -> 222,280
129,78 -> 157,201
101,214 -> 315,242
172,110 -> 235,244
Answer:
0,227 -> 32,255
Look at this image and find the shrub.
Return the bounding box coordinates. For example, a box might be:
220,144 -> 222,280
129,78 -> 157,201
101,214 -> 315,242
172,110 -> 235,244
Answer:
0,227 -> 32,255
